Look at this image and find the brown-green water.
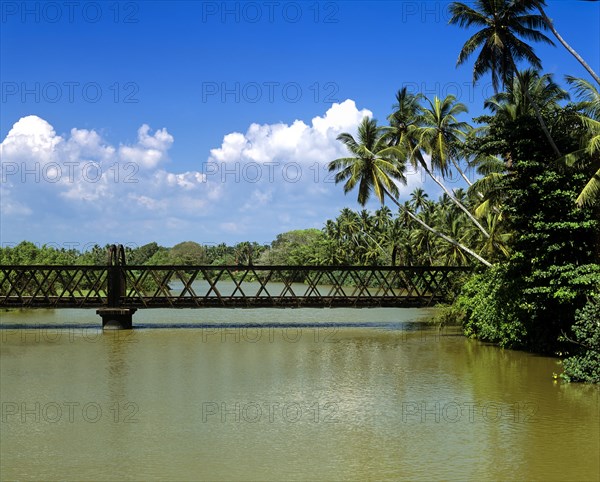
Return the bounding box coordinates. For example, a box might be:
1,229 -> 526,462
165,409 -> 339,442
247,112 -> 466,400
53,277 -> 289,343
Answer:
1,308 -> 598,481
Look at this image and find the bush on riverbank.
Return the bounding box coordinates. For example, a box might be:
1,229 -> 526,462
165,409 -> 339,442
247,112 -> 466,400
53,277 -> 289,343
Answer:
453,265 -> 600,382
455,264 -> 527,348
560,295 -> 600,383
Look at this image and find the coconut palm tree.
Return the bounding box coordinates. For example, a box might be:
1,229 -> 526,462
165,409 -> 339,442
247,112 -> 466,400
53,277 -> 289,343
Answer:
410,211 -> 437,265
563,76 -> 600,206
329,117 -> 492,267
409,188 -> 429,213
387,90 -> 491,238
435,216 -> 471,266
449,0 -> 561,156
416,95 -> 470,177
414,95 -> 491,237
468,155 -> 506,217
449,0 -> 552,91
329,117 -> 406,205
478,212 -> 512,260
484,69 -> 569,119
374,206 -> 392,231
385,88 -> 424,154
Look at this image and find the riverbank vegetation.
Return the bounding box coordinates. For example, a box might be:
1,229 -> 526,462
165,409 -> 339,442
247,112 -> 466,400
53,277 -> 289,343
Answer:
323,0 -> 599,382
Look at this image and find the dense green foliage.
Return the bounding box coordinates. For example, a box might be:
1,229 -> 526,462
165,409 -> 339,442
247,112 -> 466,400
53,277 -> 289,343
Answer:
462,99 -> 600,353
443,0 -> 600,381
560,295 -> 600,383
0,240 -> 269,267
456,265 -> 527,347
258,229 -> 325,265
0,242 -> 80,265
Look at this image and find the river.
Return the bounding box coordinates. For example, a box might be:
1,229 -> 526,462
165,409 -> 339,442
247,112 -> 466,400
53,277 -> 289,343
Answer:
1,307 -> 598,481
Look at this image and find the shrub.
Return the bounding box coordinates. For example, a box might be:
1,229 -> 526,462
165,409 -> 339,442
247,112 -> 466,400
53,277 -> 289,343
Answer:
455,264 -> 528,348
560,295 -> 600,383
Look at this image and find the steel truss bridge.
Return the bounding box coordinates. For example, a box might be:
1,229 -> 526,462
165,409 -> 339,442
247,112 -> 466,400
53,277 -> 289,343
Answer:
0,245 -> 472,328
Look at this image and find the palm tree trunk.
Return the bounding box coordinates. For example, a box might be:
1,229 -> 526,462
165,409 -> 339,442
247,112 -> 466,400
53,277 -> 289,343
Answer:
381,187 -> 492,267
411,148 -> 490,237
362,230 -> 387,256
537,6 -> 600,86
349,231 -> 387,260
451,157 -> 474,187
451,158 -> 506,218
423,163 -> 491,238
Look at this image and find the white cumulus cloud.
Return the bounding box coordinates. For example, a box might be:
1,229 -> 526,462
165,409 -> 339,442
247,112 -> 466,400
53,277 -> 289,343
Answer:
0,100 -> 422,245
209,99 -> 372,165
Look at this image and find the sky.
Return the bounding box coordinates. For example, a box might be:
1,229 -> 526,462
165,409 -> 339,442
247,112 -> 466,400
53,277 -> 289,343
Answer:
1,0 -> 599,249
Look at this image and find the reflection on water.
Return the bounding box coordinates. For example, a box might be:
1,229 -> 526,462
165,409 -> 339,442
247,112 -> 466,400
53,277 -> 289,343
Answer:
1,309 -> 598,481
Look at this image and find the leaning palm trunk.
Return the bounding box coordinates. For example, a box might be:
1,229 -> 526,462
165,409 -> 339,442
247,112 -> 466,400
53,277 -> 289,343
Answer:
420,161 -> 491,238
382,187 -> 492,267
537,6 -> 600,86
407,143 -> 491,238
452,158 -> 507,219
361,231 -> 388,257
350,231 -> 388,259
451,157 -> 474,187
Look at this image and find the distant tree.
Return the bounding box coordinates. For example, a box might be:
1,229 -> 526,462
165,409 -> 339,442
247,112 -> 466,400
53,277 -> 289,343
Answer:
128,242 -> 162,265
0,241 -> 79,265
146,248 -> 171,265
77,244 -> 108,265
169,241 -> 207,265
259,229 -> 325,265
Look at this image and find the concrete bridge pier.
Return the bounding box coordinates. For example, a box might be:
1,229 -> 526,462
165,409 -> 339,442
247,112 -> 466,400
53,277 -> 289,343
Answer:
97,308 -> 137,330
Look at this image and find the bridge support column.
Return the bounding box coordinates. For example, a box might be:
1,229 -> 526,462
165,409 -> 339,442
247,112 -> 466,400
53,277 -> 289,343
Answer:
97,308 -> 137,330
100,244 -> 136,329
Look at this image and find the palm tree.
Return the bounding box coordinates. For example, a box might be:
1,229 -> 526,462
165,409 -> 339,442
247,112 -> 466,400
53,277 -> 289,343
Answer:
374,206 -> 392,231
387,89 -> 491,238
449,0 -> 552,91
414,94 -> 491,237
333,208 -> 358,261
358,209 -> 387,261
435,216 -> 470,266
468,155 -> 506,217
385,87 -> 424,153
329,117 -> 406,205
478,212 -> 512,260
410,210 -> 438,265
234,241 -> 253,265
329,118 -> 492,267
484,69 -> 569,119
323,219 -> 342,264
416,95 -> 470,177
449,0 -> 561,157
409,188 -> 429,212
564,76 -> 600,206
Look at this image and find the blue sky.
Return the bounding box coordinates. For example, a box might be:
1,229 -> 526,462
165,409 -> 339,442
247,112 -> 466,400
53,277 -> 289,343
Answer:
1,0 -> 599,249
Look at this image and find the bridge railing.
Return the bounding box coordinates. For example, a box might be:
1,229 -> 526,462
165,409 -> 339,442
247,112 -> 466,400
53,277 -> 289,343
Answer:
0,265 -> 109,308
0,265 -> 471,308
